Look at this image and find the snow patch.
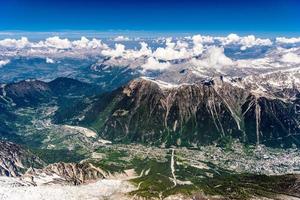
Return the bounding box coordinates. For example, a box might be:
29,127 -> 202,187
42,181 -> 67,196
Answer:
141,77 -> 180,89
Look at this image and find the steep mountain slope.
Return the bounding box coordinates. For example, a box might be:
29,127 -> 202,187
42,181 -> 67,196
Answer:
62,77 -> 300,147
25,162 -> 107,185
0,141 -> 45,177
0,140 -> 107,183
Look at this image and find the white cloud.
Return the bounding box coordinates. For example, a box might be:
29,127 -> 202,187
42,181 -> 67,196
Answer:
153,47 -> 190,60
217,34 -> 272,50
97,42 -> 152,69
124,42 -> 152,58
175,40 -> 189,49
72,36 -> 90,48
44,36 -> 72,49
192,34 -> 214,44
239,35 -> 272,50
0,59 -> 10,67
276,37 -> 300,44
191,46 -> 233,68
1,33 -> 299,69
217,33 -> 240,45
141,57 -> 171,71
190,35 -> 215,56
114,36 -> 130,42
72,37 -> 108,49
46,57 -> 55,64
0,36 -> 108,51
281,52 -> 300,63
101,44 -> 126,57
87,38 -> 108,49
205,46 -> 233,66
0,37 -> 29,48
152,38 -> 190,60
192,35 -> 204,55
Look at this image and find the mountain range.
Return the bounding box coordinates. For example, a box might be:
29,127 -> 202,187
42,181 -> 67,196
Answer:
1,46 -> 300,199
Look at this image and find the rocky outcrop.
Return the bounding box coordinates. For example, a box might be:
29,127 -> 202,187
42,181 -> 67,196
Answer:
0,141 -> 106,185
0,141 -> 45,177
25,162 -> 107,185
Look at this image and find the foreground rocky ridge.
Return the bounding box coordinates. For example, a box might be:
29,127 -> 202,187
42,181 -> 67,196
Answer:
1,140 -> 300,200
25,162 -> 107,185
0,141 -> 107,185
0,141 -> 44,177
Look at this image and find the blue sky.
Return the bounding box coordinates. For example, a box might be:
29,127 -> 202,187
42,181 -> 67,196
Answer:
1,0 -> 300,36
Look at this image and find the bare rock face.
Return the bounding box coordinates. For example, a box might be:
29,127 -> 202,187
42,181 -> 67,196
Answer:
97,79 -> 248,146
73,77 -> 300,147
0,141 -> 45,177
0,141 -> 107,185
25,162 -> 107,185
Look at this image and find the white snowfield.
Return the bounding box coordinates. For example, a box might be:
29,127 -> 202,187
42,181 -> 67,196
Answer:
0,177 -> 135,200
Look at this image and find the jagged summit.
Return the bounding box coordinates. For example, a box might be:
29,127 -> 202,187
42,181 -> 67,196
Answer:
141,67 -> 300,100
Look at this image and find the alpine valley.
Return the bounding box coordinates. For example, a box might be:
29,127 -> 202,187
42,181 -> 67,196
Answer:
1,34 -> 300,200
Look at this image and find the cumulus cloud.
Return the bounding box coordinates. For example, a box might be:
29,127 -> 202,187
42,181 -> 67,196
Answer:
44,36 -> 72,49
0,59 -> 10,67
276,37 -> 300,44
141,57 -> 171,71
87,38 -> 108,49
114,36 -> 130,42
152,38 -> 190,60
191,46 -> 234,68
192,34 -> 214,44
46,57 -> 55,64
99,42 -> 152,59
239,35 -> 272,50
72,37 -> 108,49
72,36 -> 90,48
217,34 -> 272,50
205,46 -> 234,66
0,36 -> 108,51
281,52 -> 300,63
175,40 -> 189,49
2,33 -> 300,71
0,37 -> 29,48
218,33 -> 240,45
101,44 -> 126,57
125,42 -> 152,58
153,46 -> 190,60
192,35 -> 205,55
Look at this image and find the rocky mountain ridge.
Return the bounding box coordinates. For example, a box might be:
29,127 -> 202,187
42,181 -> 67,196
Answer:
62,76 -> 300,147
0,77 -> 100,107
0,141 -> 44,177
